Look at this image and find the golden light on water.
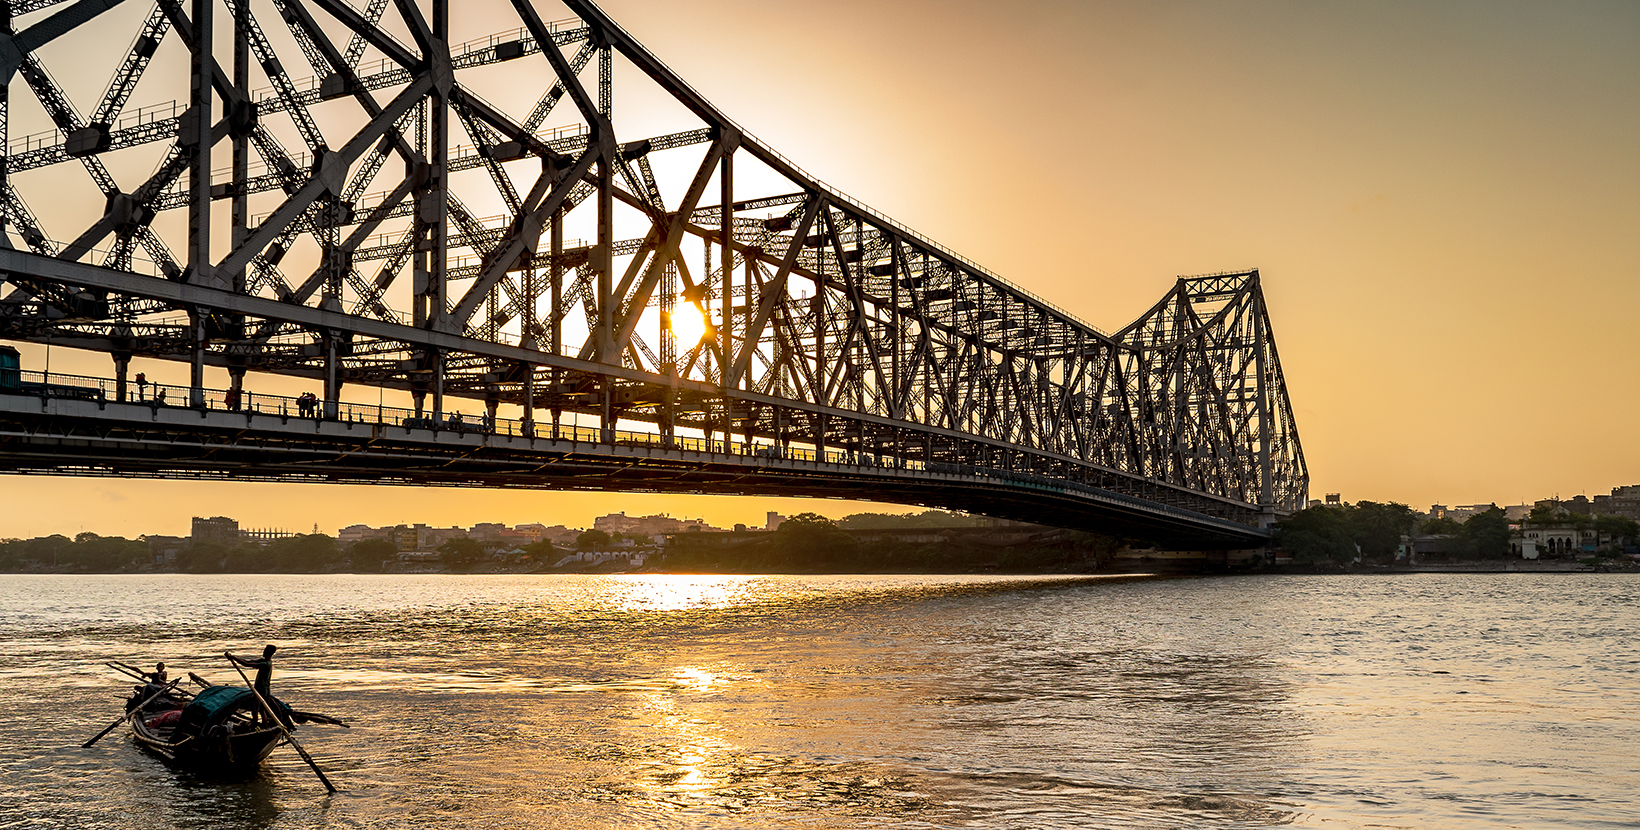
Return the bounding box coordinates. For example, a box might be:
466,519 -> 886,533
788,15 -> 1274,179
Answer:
608,574 -> 757,612
673,667 -> 718,692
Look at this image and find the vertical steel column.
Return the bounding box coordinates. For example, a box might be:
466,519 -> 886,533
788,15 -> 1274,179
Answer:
550,189 -> 562,354
718,149 -> 733,444
522,363 -> 534,436
549,203 -> 561,438
0,2 -> 9,246
597,156 -> 613,442
323,333 -> 339,418
186,0 -> 213,284
113,353 -> 129,402
230,0 -> 248,295
429,0 -> 448,421
1253,286 -> 1273,507
596,33 -> 614,443
186,0 -> 214,407
189,311 -> 205,407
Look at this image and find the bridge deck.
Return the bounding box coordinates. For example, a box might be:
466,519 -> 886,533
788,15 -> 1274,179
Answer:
0,385 -> 1269,549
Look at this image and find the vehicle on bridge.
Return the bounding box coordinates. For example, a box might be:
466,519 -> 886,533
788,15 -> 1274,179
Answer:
0,346 -> 103,402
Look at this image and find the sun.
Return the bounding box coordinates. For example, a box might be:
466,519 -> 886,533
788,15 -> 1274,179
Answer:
669,301 -> 709,348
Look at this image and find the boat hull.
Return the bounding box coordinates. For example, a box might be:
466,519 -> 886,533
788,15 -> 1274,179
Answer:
130,716 -> 285,776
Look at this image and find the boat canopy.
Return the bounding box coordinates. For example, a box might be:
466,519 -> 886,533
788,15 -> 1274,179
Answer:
176,685 -> 290,736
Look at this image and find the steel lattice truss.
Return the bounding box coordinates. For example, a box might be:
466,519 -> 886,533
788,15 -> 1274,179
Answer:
0,0 -> 1307,525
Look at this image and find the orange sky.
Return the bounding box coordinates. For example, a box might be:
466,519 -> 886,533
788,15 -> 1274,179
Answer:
3,0 -> 1637,539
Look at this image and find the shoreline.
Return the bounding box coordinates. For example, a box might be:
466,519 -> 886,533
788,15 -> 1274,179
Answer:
0,561 -> 1628,576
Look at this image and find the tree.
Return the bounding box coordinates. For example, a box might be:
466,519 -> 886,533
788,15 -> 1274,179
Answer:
522,539 -> 563,565
576,529 -> 611,551
1525,504 -> 1564,526
350,538 -> 398,570
266,534 -> 342,571
437,537 -> 485,567
1460,507 -> 1510,558
1594,515 -> 1640,547
1419,516 -> 1464,536
178,540 -> 229,573
1274,506 -> 1356,564
773,513 -> 857,569
1349,501 -> 1418,561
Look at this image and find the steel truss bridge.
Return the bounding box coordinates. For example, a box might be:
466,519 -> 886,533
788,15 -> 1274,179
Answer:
0,0 -> 1307,547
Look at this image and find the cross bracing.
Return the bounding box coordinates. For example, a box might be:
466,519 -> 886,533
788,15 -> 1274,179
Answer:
0,0 -> 1308,541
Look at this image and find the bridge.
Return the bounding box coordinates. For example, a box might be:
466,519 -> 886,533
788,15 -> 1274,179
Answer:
0,0 -> 1307,548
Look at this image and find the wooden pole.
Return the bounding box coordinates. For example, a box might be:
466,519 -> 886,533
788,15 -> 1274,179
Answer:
83,678 -> 181,748
226,657 -> 338,793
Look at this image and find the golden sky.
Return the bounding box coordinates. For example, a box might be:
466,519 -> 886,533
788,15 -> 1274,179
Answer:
2,0 -> 1637,538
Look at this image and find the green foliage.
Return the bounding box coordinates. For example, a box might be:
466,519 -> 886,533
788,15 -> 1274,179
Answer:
1419,516 -> 1464,535
266,534 -> 342,570
1461,507 -> 1511,558
773,513 -> 858,569
522,539 -> 563,564
349,538 -> 398,570
0,532 -> 147,571
437,537 -> 485,567
1274,507 -> 1357,564
1594,515 -> 1640,543
1350,501 -> 1419,560
1277,501 -> 1419,564
836,510 -> 986,530
657,523 -> 1114,574
576,529 -> 611,551
1525,504 -> 1565,526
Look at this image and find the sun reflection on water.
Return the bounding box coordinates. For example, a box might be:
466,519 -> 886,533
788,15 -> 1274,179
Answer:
605,574 -> 762,612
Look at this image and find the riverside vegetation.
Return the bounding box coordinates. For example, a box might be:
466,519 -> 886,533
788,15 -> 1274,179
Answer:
0,512 -> 1121,574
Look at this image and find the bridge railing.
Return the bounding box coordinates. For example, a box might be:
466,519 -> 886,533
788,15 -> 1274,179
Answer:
2,368 -> 919,466
0,368 -> 1256,531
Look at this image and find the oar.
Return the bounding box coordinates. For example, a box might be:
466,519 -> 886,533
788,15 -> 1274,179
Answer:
83,678 -> 182,748
226,658 -> 338,793
289,709 -> 351,728
106,661 -> 147,681
188,672 -> 213,688
107,663 -> 196,699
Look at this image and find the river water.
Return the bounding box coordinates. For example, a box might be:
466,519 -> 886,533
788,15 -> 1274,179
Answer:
0,573 -> 1635,829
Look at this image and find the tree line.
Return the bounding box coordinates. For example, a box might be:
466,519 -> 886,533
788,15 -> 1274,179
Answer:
1275,501 -> 1512,564
1277,500 -> 1640,565
658,512 -> 1115,573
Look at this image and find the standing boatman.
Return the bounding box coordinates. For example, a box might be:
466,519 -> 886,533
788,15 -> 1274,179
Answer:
225,644 -> 278,702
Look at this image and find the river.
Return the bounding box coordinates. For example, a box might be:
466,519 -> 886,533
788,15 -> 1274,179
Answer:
0,573 -> 1635,829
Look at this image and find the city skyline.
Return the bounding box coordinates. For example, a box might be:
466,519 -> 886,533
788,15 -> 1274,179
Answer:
2,0 -> 1637,538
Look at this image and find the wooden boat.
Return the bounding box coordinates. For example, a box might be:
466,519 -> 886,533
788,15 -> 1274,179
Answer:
125,682 -> 290,775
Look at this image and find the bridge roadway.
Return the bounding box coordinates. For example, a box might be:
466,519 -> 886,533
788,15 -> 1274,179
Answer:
0,375 -> 1270,550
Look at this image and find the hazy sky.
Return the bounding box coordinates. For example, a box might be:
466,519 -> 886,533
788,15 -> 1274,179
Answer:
2,0 -> 1637,538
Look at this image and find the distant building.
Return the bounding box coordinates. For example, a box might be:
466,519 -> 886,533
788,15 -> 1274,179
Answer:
146,535 -> 186,565
512,523 -> 549,543
765,511 -> 786,531
1515,525 -> 1593,557
594,512 -> 716,536
191,516 -> 239,545
338,524 -> 390,544
240,527 -> 297,544
1593,485 -> 1640,521
469,522 -> 506,541
1444,504 -> 1496,523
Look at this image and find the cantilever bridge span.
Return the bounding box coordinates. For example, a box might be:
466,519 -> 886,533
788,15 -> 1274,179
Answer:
0,0 -> 1307,547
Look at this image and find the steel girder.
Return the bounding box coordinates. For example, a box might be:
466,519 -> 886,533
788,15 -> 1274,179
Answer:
0,0 -> 1308,533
